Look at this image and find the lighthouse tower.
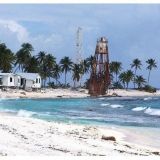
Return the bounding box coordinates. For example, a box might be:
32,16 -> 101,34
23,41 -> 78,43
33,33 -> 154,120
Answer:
89,37 -> 110,96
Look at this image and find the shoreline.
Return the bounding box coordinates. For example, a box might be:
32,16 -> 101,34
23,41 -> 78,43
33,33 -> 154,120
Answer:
0,89 -> 160,156
0,113 -> 159,156
0,88 -> 160,99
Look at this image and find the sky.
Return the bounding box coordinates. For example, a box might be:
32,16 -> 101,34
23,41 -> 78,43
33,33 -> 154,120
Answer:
0,4 -> 160,87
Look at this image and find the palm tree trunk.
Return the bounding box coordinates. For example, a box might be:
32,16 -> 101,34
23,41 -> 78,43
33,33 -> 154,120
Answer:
115,73 -> 118,89
123,83 -> 125,89
79,75 -> 82,87
65,71 -> 66,86
138,83 -> 140,89
116,73 -> 117,83
74,81 -> 76,88
56,78 -> 57,86
44,79 -> 46,87
134,69 -> 137,89
148,69 -> 151,84
126,82 -> 129,90
41,79 -> 43,88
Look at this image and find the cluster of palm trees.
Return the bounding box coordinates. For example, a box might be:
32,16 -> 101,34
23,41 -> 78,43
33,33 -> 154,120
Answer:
110,58 -> 157,89
0,41 -> 157,89
0,42 -> 93,88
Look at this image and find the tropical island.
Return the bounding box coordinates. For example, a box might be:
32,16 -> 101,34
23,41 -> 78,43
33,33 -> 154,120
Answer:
0,4 -> 160,157
0,41 -> 158,99
0,39 -> 160,157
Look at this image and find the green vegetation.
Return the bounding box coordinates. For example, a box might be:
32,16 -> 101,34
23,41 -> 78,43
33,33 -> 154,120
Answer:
143,85 -> 156,93
109,61 -> 122,83
0,43 -> 15,72
146,59 -> 157,84
131,58 -> 142,88
60,56 -> 73,86
119,70 -> 134,90
0,42 -> 158,92
110,58 -> 157,92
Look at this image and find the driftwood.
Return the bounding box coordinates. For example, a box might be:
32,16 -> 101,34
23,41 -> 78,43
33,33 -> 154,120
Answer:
101,135 -> 116,141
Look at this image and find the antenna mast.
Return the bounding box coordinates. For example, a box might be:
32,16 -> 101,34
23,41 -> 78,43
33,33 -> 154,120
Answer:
76,27 -> 83,64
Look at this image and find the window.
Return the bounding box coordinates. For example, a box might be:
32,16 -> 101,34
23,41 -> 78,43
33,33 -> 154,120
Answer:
36,78 -> 38,83
0,78 -> 2,85
39,78 -> 41,83
10,77 -> 12,82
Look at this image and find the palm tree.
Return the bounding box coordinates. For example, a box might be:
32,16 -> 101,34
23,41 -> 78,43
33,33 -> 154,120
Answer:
81,59 -> 90,75
36,51 -> 47,86
78,59 -> 90,86
36,52 -> 56,86
125,70 -> 134,89
15,43 -> 33,72
0,43 -> 15,72
25,56 -> 39,73
119,72 -> 127,88
131,58 -> 142,88
135,75 -> 146,89
109,61 -> 122,83
72,63 -> 83,88
146,59 -> 157,84
60,56 -> 73,86
36,51 -> 46,64
86,55 -> 95,72
119,70 -> 134,90
45,54 -> 56,83
52,64 -> 61,85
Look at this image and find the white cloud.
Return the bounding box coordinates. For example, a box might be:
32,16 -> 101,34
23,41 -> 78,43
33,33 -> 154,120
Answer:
30,34 -> 63,54
0,19 -> 63,55
0,20 -> 29,43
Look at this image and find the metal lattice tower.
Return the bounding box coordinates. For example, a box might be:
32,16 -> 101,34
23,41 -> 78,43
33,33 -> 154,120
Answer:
75,27 -> 83,64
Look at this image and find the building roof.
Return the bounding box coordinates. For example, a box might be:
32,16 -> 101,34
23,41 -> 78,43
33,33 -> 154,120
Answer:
0,73 -> 15,76
17,73 -> 40,81
0,73 -> 40,81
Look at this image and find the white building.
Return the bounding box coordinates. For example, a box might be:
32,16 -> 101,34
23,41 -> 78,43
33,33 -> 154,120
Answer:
0,73 -> 14,87
0,73 -> 41,90
17,73 -> 41,90
14,74 -> 21,87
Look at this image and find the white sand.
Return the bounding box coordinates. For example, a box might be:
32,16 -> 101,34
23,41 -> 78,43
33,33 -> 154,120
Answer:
0,88 -> 89,99
0,114 -> 159,156
0,88 -> 160,99
0,88 -> 160,156
108,89 -> 160,97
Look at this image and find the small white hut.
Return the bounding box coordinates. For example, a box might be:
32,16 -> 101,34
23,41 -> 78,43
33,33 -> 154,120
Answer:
0,73 -> 41,90
17,73 -> 41,90
0,73 -> 15,87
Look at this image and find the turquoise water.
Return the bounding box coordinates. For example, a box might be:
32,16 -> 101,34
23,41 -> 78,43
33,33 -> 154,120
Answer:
0,97 -> 160,128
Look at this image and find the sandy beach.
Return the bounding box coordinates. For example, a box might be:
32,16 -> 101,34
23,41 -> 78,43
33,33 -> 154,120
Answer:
0,88 -> 160,99
0,113 -> 159,156
0,88 -> 160,156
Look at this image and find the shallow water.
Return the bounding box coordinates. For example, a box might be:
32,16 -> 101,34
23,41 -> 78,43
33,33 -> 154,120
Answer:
0,96 -> 160,129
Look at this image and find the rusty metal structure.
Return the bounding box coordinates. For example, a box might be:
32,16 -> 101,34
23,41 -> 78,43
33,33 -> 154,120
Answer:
89,37 -> 110,96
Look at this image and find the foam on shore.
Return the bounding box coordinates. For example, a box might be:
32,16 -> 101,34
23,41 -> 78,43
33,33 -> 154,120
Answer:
144,107 -> 160,116
110,104 -> 124,108
132,107 -> 147,111
17,110 -> 36,117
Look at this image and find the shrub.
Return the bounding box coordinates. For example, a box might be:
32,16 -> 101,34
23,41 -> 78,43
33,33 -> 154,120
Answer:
47,82 -> 56,88
112,82 -> 123,89
143,85 -> 156,93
